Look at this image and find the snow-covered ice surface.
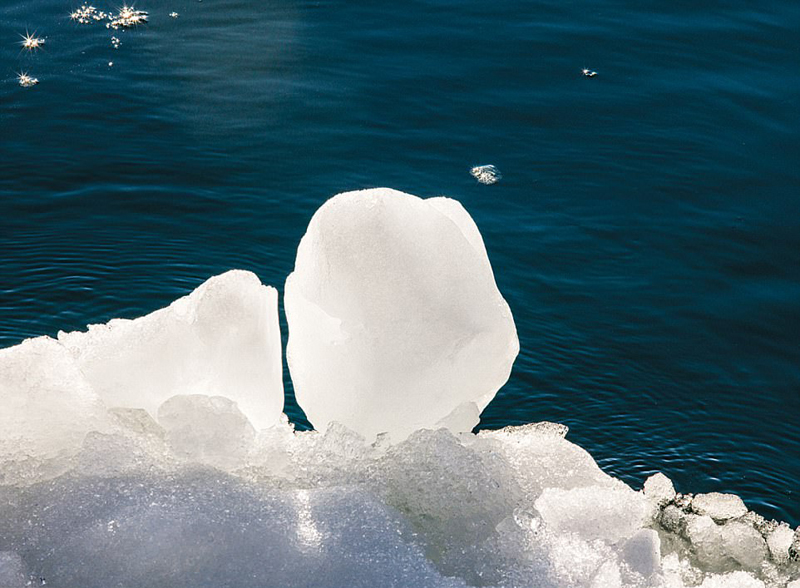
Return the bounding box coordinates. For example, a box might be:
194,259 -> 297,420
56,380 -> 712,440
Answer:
285,188 -> 519,440
0,415 -> 797,588
1,190 -> 798,587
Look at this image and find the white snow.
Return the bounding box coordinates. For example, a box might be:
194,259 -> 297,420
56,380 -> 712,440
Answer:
0,552 -> 26,587
285,188 -> 519,440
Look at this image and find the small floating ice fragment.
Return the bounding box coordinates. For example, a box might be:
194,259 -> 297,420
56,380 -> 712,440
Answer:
470,164 -> 501,185
17,72 -> 38,87
582,68 -> 597,77
20,32 -> 45,50
111,36 -> 120,49
70,4 -> 109,24
169,11 -> 179,18
107,5 -> 148,29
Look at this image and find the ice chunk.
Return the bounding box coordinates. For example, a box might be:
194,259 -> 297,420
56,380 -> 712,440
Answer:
720,521 -> 768,570
481,423 -> 615,498
373,428 -> 517,582
58,270 -> 283,430
691,492 -> 748,522
0,337 -> 109,462
684,514 -> 727,569
285,188 -> 518,440
766,523 -> 795,564
683,513 -> 768,572
644,472 -> 677,506
534,484 -> 653,543
470,164 -> 502,185
157,394 -> 256,470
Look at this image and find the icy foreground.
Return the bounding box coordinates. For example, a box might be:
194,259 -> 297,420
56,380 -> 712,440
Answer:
1,189 -> 799,587
0,416 -> 798,588
0,270 -> 283,472
285,188 -> 519,440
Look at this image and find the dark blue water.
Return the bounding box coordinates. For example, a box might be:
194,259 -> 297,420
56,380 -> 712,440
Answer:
2,0 -> 799,526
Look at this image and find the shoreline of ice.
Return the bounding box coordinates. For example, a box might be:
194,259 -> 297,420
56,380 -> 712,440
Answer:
1,188 -> 797,587
1,397 -> 797,587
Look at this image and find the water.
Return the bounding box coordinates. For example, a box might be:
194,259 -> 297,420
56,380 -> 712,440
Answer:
1,0 -> 799,527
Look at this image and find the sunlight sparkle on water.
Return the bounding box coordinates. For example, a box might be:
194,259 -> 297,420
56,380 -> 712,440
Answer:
17,72 -> 38,87
20,32 -> 45,50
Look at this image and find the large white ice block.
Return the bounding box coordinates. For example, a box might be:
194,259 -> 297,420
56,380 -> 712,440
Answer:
285,188 -> 519,439
57,270 -> 283,430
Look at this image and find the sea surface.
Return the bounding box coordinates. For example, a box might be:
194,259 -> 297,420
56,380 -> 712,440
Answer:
1,0 -> 799,526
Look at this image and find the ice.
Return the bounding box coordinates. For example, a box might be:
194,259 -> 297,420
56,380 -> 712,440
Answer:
2,191 -> 800,587
622,529 -> 662,577
644,472 -> 677,506
0,337 -> 110,467
285,188 -> 519,440
1,411 -> 799,587
691,492 -> 749,522
481,422 -> 615,496
721,521 -> 769,570
58,270 -> 283,430
767,524 -> 795,564
157,395 -> 256,470
695,572 -> 767,588
534,484 -> 654,543
0,552 -> 26,587
0,476 -> 467,588
470,165 -> 502,185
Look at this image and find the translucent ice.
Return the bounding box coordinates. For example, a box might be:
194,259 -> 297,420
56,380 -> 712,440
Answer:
285,188 -> 519,440
58,270 -> 283,430
535,484 -> 653,543
0,337 -> 110,464
644,472 -> 677,506
691,492 -> 748,522
157,394 -> 256,470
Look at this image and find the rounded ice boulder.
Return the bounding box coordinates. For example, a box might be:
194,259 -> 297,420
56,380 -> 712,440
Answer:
285,188 -> 519,440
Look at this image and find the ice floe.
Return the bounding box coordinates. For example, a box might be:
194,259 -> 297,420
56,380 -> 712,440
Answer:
0,189 -> 797,588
